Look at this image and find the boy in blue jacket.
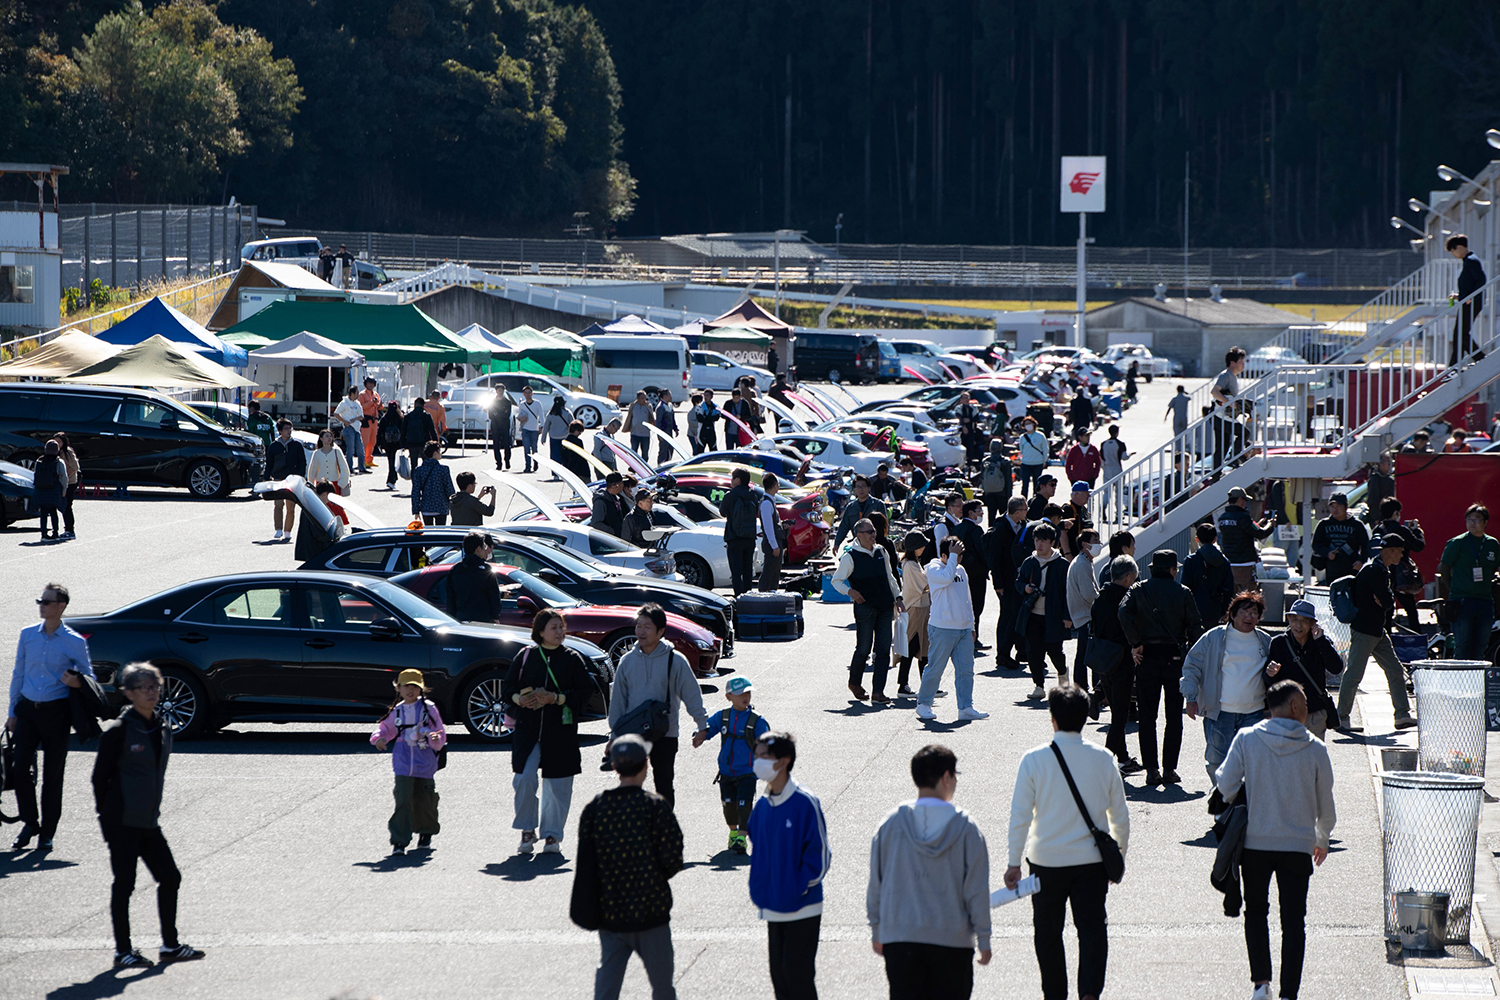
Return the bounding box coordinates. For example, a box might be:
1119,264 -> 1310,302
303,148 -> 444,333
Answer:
749,731 -> 832,1000
693,675 -> 770,853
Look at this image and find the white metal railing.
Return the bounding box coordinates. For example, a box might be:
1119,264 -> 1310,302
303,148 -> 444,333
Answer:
1088,271 -> 1500,537
1330,258 -> 1459,333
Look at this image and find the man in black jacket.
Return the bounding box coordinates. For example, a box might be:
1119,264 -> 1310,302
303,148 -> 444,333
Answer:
592,473 -> 629,538
1311,492 -> 1369,583
1119,550 -> 1205,785
957,500 -> 990,652
1374,496 -> 1425,625
1181,522 -> 1235,627
623,489 -> 656,549
1091,556 -> 1143,773
1335,534 -> 1416,734
833,475 -> 888,551
448,532 -> 502,623
265,419 -> 306,541
985,497 -> 1030,670
720,468 -> 762,595
93,663 -> 204,969
1449,234 -> 1487,366
572,734 -> 684,1000
401,403 -> 437,471
1027,475 -> 1058,521
1217,487 -> 1276,593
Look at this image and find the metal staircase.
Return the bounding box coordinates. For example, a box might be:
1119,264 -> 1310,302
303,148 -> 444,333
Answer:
1088,270 -> 1500,553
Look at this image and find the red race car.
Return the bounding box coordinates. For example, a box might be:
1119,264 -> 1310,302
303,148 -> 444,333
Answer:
392,563 -> 724,677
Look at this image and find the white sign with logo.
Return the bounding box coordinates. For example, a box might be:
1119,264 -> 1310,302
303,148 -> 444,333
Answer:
1060,156 -> 1107,213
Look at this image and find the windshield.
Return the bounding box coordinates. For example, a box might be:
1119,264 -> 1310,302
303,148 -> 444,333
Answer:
499,568 -> 584,609
587,530 -> 637,555
878,342 -> 898,358
364,578 -> 454,628
498,538 -> 610,580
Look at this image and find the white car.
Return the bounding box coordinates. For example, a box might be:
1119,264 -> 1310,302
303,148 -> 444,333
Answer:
690,350 -> 773,392
814,415 -> 964,468
438,372 -> 621,432
890,340 -> 979,380
762,432 -> 893,476
496,521 -> 678,579
1100,343 -> 1180,378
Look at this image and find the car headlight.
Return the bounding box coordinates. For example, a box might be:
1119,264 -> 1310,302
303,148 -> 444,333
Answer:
693,638 -> 715,650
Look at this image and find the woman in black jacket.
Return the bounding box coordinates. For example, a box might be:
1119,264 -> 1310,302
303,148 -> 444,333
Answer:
377,401 -> 405,488
1090,556 -> 1143,772
92,663 -> 204,969
1265,599 -> 1345,740
1014,523 -> 1071,696
502,609 -> 596,857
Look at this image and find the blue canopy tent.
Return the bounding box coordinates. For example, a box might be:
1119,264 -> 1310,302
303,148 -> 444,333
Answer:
95,296 -> 248,367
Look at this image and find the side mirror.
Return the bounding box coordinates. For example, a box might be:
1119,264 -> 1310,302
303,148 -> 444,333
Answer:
159,417 -> 179,430
534,568 -> 562,585
369,617 -> 403,640
516,596 -> 539,614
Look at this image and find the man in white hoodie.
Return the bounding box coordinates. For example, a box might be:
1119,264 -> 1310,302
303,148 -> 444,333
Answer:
1216,679 -> 1335,1000
1006,683 -> 1129,1000
916,537 -> 989,722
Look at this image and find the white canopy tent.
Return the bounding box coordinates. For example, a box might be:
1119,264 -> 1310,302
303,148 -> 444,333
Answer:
247,330 -> 367,428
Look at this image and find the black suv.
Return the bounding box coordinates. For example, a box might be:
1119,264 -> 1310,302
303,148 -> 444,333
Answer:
0,384 -> 261,498
791,331 -> 880,384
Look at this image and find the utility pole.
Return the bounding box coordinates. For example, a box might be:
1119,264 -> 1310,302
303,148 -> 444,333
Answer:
1074,211 -> 1087,349
1183,151 -> 1190,312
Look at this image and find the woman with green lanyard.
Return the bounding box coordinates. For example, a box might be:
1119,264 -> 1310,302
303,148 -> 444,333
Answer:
503,609 -> 596,856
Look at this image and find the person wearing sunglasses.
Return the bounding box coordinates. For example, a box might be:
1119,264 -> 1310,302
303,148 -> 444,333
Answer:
6,583 -> 93,852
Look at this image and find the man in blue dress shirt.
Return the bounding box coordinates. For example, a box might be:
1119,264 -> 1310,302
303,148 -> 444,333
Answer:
6,582 -> 93,851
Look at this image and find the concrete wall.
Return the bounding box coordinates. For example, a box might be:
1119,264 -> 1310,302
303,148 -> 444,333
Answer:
412,284 -> 594,335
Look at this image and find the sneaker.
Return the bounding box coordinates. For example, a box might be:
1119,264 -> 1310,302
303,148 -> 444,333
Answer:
896,685 -> 916,697
1162,770 -> 1182,785
957,707 -> 990,720
518,832 -> 536,855
158,944 -> 204,963
391,845 -> 406,856
915,704 -> 935,721
1250,984 -> 1274,1000
1118,759 -> 1145,776
542,837 -> 561,854
1337,716 -> 1364,733
1394,716 -> 1418,730
11,824 -> 36,851
114,949 -> 154,969
1027,685 -> 1045,700
272,530 -> 284,540
1146,771 -> 1164,787
61,531 -> 75,540
417,834 -> 433,849
728,830 -> 748,854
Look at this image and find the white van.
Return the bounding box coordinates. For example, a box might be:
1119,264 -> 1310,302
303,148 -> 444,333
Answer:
584,334 -> 691,400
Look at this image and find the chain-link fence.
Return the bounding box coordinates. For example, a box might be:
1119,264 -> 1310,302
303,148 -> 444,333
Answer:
53,203 -> 263,292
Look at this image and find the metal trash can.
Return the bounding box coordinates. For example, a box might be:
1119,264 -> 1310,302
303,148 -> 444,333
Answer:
1395,890 -> 1450,951
1381,771 -> 1484,943
1411,660 -> 1488,776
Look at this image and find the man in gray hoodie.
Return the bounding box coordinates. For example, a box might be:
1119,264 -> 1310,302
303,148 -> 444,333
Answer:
1216,680 -> 1335,1000
867,744 -> 991,999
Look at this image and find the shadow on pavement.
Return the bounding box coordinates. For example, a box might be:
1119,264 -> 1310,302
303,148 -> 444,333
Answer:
47,963 -> 166,1000
0,850 -> 80,879
822,702 -> 889,717
482,854 -> 571,880
172,730 -> 516,755
1123,784 -> 1205,806
353,849 -> 434,873
702,849 -> 751,872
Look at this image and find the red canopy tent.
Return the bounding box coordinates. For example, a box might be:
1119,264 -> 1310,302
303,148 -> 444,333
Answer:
703,298 -> 794,372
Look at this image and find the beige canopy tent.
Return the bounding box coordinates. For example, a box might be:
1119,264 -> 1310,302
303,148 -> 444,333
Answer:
0,331 -> 120,378
60,335 -> 254,389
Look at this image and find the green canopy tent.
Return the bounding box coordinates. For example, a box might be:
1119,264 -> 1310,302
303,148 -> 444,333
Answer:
485,325 -> 587,378
219,300 -> 489,365
698,324 -> 772,367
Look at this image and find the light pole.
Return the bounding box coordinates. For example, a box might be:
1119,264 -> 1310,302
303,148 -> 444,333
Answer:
834,213 -> 843,250
1439,162 -> 1496,281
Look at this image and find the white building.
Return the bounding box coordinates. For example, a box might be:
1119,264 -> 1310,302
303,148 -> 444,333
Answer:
0,163 -> 67,334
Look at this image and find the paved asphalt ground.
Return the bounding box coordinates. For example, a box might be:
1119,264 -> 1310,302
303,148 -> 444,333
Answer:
0,376 -> 1415,999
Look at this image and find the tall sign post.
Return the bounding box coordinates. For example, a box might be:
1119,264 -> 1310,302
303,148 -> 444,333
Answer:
1060,156 -> 1106,349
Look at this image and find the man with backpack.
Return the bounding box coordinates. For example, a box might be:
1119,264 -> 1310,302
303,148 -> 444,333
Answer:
720,467 -> 762,596
1334,534 -> 1417,734
981,440 -> 1013,526
1181,523 -> 1235,627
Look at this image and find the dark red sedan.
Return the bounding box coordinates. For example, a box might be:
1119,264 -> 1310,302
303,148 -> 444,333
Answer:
391,563 -> 724,677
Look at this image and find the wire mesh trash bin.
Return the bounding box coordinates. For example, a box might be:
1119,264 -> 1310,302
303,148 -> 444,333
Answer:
1411,661 -> 1488,777
1395,891 -> 1450,952
1381,771 -> 1484,943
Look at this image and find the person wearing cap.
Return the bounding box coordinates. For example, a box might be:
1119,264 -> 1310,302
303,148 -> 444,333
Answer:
32,438 -> 66,540
622,489 -> 657,548
759,473 -> 789,591
1063,430 -> 1102,489
504,609 -> 594,855
1059,481 -> 1093,558
832,517 -> 904,703
592,472 -> 629,538
1216,487 -> 1276,594
1373,497 -> 1425,626
1310,492 -> 1369,583
571,732 -> 685,1000
608,604 -> 708,809
593,419 -> 623,471
1265,600 -> 1345,740
371,668 -> 448,856
1121,550 -> 1204,786
448,532 -> 502,624
748,731 -> 831,999
1017,416 -> 1050,497
1335,534 -> 1419,733
1026,475 -> 1058,522
1438,503 -> 1500,661
691,676 -> 770,854
1182,590 -> 1272,782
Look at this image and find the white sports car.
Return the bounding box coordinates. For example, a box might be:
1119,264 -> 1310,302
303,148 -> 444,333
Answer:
814,415 -> 964,469
438,372 -> 621,432
762,432 -> 894,476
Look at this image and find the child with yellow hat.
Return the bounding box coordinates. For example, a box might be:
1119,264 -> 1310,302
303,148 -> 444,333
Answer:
371,669 -> 448,856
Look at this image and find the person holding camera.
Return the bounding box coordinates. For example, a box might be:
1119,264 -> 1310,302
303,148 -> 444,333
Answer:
449,471 -> 497,526
7,582 -> 94,852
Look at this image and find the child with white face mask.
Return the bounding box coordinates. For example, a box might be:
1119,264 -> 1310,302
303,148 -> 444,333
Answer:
747,733 -> 832,997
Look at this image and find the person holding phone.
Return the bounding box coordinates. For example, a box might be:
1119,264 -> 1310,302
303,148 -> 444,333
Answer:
7,582 -> 94,852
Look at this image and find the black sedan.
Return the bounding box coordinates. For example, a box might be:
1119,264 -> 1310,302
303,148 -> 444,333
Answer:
0,460 -> 39,529
69,571 -> 613,743
302,527 -> 738,657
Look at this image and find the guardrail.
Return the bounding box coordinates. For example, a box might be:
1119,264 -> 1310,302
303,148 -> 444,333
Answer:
1330,258 -> 1459,332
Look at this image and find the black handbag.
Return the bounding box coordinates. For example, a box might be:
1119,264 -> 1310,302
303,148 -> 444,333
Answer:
1050,743 -> 1125,883
0,728 -> 31,823
1084,636 -> 1126,674
612,656 -> 679,744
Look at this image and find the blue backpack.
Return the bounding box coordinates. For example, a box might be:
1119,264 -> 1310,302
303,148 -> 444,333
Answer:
1329,575 -> 1358,624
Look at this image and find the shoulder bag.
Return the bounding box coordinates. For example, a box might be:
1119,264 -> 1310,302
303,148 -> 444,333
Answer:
612,652 -> 678,743
1050,742 -> 1125,883
1084,634 -> 1126,674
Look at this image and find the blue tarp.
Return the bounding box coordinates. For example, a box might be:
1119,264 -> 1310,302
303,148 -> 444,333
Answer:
96,296 -> 249,367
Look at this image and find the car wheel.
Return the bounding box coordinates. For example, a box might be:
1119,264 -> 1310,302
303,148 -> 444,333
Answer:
12,454 -> 37,471
642,386 -> 661,406
157,666 -> 209,739
186,459 -> 227,499
826,367 -> 841,383
459,668 -> 512,743
605,630 -> 638,665
576,405 -> 602,429
675,553 -> 713,589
